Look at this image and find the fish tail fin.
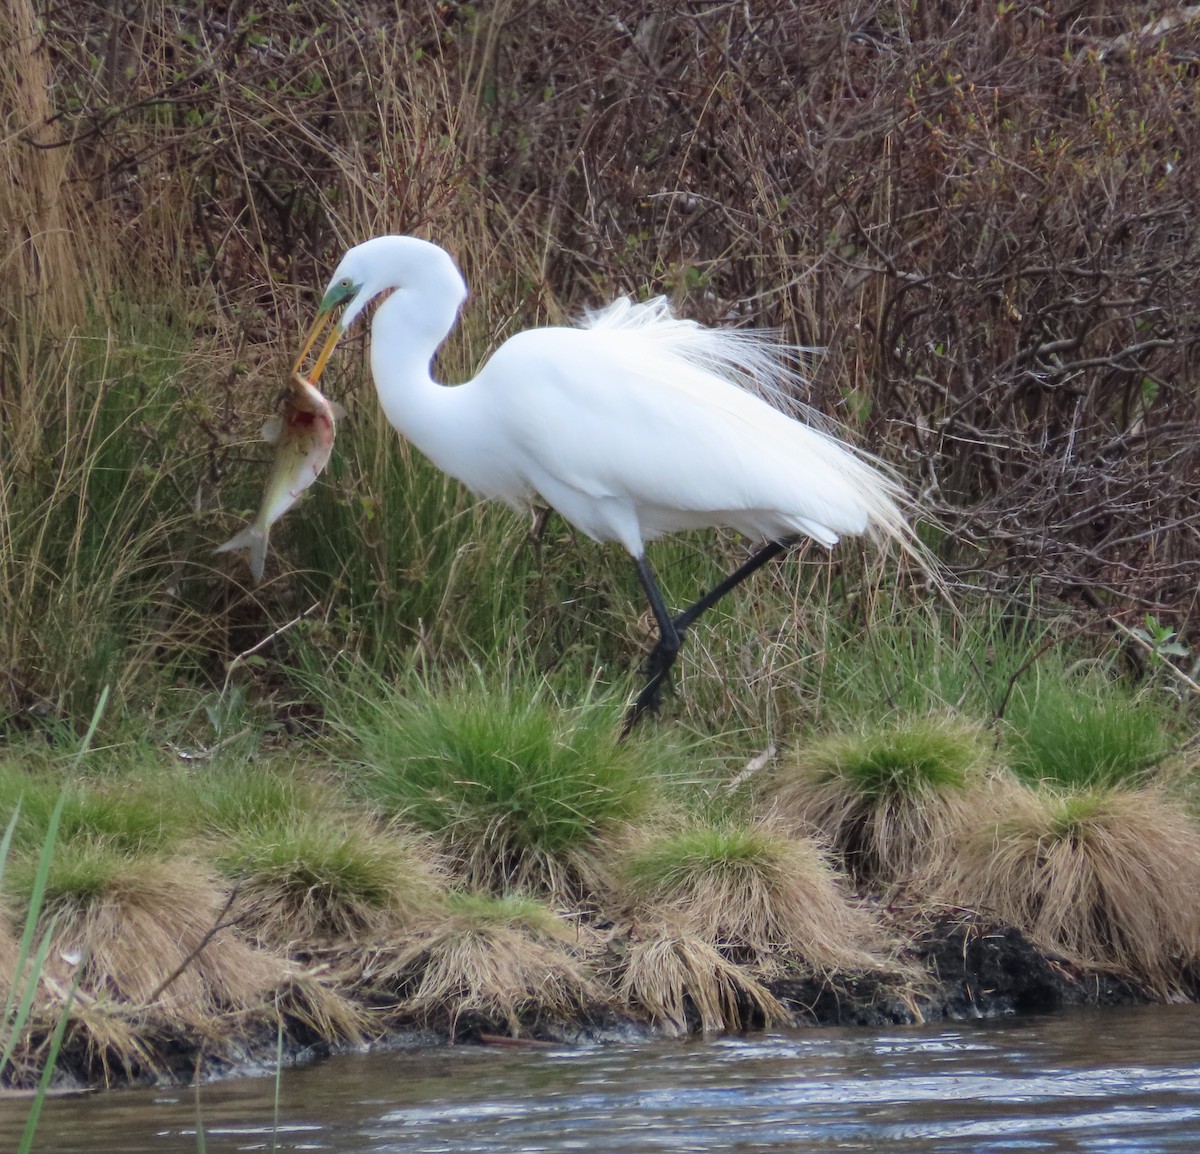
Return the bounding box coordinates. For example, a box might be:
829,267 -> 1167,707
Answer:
214,524 -> 269,582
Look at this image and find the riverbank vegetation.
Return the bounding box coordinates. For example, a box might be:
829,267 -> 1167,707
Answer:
3,0 -> 1200,1095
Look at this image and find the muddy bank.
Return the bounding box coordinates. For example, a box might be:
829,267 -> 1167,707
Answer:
35,910 -> 1165,1093
769,913 -> 1150,1031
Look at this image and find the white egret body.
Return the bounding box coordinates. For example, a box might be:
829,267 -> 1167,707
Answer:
295,236 -> 914,728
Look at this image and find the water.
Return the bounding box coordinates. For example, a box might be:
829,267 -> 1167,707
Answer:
7,1005 -> 1200,1152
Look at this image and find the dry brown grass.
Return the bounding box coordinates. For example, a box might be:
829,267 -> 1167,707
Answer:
0,906 -> 19,1000
358,895 -> 604,1036
267,968 -> 370,1051
36,964 -> 366,1088
767,717 -> 1011,889
45,859 -> 282,1027
0,0 -> 89,341
616,920 -> 791,1035
936,785 -> 1200,992
34,995 -> 159,1088
615,818 -> 884,974
34,856 -> 364,1082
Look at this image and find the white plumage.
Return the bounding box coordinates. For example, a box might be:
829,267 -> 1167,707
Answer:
297,235 -> 915,728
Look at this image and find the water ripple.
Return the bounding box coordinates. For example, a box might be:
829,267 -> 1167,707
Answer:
8,1005 -> 1200,1153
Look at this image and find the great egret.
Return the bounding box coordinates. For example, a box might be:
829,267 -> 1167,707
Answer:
294,236 -> 914,730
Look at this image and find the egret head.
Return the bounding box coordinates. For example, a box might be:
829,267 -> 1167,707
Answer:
292,236 -> 467,384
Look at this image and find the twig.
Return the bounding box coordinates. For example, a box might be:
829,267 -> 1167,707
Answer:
1107,616 -> 1200,696
145,885 -> 243,1007
993,622 -> 1095,722
222,602 -> 322,695
167,726 -> 254,762
723,744 -> 777,792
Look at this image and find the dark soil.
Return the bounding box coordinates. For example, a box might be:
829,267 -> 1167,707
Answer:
769,912 -> 1152,1029
908,913 -> 1150,1020
42,912 -> 1164,1091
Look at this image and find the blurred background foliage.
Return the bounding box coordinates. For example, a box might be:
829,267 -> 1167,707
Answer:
2,0 -> 1199,727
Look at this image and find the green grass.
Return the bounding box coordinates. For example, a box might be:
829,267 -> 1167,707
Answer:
1003,676 -> 1174,789
186,759 -> 321,836
0,319 -> 220,725
32,838 -> 153,906
217,813 -> 443,944
333,670 -> 668,896
293,409 -> 537,664
222,821 -> 402,908
1046,791 -> 1112,839
652,574 -> 1085,741
442,890 -> 564,933
789,716 -> 991,800
621,824 -> 788,893
769,716 -> 1001,887
1,790 -> 79,1149
0,765 -> 184,868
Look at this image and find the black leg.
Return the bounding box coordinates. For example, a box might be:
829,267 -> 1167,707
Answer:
528,505 -> 553,543
622,556 -> 682,735
672,538 -> 794,633
523,505 -> 554,572
621,538 -> 796,735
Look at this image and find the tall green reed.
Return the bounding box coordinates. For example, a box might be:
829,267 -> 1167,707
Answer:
0,323 -> 212,724
1,690 -> 103,1150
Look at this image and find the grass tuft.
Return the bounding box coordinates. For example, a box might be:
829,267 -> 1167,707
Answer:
220,816 -> 445,947
343,677 -> 661,897
362,892 -> 603,1036
617,921 -> 791,1035
616,819 -> 882,973
1004,679 -> 1173,789
41,855 -> 281,1025
768,716 -> 1002,886
937,785 -> 1200,991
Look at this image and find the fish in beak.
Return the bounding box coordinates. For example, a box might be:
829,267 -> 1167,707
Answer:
215,372 -> 344,581
216,280 -> 359,581
291,273 -> 363,386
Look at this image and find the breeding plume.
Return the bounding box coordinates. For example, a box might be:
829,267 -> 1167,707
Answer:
294,236 -> 913,730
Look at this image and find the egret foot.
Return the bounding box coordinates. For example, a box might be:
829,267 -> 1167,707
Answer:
621,629 -> 686,736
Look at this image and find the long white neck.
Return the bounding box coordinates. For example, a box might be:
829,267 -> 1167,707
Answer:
367,284 -> 484,487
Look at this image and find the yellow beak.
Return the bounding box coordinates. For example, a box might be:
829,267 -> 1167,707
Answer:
291,307 -> 345,384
